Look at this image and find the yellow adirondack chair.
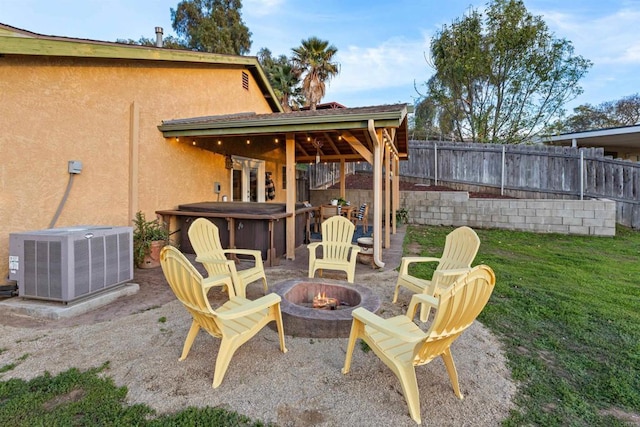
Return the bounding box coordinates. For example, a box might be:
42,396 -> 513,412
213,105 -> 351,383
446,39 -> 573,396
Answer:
188,217 -> 268,298
308,215 -> 361,283
342,265 -> 496,424
159,245 -> 287,388
392,226 -> 480,321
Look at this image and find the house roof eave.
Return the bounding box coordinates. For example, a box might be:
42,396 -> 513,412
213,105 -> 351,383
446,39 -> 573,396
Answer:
0,22 -> 283,112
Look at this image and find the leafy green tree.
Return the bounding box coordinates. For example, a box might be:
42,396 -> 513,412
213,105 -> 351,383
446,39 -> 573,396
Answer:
612,93 -> 640,125
291,37 -> 340,110
171,0 -> 251,54
424,0 -> 591,143
411,96 -> 457,140
547,93 -> 640,133
257,48 -> 303,111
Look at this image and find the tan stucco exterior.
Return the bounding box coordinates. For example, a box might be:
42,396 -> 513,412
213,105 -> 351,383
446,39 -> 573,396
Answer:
0,32 -> 282,280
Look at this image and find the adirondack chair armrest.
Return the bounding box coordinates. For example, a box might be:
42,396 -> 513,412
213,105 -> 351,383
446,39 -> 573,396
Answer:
399,256 -> 441,275
223,248 -> 263,262
435,267 -> 472,277
201,273 -> 234,291
217,293 -> 282,320
352,307 -> 426,343
347,244 -> 361,256
307,242 -> 321,250
407,294 -> 439,320
195,257 -> 238,272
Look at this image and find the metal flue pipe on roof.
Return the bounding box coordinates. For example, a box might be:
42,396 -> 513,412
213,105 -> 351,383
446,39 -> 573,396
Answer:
155,27 -> 163,47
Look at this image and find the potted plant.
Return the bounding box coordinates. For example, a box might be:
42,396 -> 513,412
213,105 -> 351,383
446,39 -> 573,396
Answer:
395,207 -> 409,225
337,197 -> 349,206
132,211 -> 169,269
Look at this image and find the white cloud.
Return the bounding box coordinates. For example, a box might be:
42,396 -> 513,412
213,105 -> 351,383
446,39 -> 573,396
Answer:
243,0 -> 286,16
327,35 -> 431,95
541,8 -> 640,66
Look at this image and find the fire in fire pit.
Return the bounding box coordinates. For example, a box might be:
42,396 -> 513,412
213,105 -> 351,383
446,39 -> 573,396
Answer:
312,292 -> 339,309
269,278 -> 381,338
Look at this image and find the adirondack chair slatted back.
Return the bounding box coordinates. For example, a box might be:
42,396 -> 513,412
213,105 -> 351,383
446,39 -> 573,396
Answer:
434,226 -> 480,287
321,215 -> 356,261
160,245 -> 224,337
188,218 -> 228,277
417,265 -> 495,364
308,215 -> 360,283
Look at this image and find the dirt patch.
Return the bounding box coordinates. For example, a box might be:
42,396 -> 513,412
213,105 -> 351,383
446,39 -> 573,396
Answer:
0,251 -> 517,426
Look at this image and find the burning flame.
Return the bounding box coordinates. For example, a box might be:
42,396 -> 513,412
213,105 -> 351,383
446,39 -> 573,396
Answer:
313,291 -> 338,309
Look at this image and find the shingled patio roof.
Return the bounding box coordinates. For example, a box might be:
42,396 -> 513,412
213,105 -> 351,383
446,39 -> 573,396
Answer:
158,103 -> 410,163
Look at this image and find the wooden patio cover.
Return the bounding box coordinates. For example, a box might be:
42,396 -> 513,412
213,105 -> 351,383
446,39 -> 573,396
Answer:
158,103 -> 410,267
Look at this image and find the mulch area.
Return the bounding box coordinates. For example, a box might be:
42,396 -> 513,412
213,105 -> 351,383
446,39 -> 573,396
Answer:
328,173 -> 514,198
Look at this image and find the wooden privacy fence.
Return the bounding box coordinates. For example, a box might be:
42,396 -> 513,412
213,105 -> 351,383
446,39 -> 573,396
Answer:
358,141 -> 640,229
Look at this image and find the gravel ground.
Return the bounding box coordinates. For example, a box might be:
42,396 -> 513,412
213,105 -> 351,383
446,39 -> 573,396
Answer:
0,258 -> 517,426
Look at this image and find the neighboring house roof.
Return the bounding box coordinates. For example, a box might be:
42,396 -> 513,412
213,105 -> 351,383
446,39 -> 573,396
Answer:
540,124 -> 640,150
0,22 -> 282,112
158,103 -> 410,163
301,102 -> 347,110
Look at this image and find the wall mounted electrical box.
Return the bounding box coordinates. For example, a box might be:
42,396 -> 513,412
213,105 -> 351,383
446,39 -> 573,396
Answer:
214,182 -> 221,193
68,160 -> 83,174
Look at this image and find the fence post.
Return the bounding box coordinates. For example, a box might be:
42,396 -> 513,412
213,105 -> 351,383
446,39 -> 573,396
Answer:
434,142 -> 438,186
501,145 -> 506,196
580,149 -> 584,200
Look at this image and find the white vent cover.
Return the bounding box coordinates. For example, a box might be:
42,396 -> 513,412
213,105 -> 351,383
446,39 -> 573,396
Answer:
9,226 -> 133,303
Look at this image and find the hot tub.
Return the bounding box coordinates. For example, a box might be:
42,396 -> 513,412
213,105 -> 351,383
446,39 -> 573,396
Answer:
156,202 -> 313,266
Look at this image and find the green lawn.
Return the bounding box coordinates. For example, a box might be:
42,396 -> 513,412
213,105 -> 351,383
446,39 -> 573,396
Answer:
0,225 -> 638,426
404,225 -> 640,426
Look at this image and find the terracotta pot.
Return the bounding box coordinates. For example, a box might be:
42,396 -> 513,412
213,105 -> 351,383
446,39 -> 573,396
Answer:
139,240 -> 165,269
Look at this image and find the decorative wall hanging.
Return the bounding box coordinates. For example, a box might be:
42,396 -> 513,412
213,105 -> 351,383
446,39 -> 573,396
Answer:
311,137 -> 323,164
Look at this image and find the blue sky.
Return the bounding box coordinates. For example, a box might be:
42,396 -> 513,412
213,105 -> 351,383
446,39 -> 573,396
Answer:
3,0 -> 640,113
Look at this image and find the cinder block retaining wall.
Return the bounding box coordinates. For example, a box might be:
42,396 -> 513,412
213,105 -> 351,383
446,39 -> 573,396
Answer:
401,192 -> 616,236
311,190 -> 616,236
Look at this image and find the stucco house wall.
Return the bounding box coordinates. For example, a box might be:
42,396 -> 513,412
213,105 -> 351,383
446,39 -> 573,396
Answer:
0,29 -> 281,280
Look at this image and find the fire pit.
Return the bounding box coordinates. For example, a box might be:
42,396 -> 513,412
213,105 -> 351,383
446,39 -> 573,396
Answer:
270,278 -> 380,338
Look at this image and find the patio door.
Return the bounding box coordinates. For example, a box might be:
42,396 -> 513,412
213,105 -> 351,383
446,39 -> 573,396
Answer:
231,156 -> 265,202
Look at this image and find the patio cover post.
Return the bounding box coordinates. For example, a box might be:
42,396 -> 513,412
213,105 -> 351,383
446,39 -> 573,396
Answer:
384,140 -> 391,248
340,158 -> 346,199
368,119 -> 385,268
393,153 -> 399,234
286,133 -> 296,260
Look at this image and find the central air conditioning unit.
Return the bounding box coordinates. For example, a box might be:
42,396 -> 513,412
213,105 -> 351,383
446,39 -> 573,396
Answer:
8,226 -> 133,303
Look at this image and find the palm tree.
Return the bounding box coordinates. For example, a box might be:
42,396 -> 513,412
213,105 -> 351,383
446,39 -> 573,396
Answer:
258,47 -> 302,111
291,37 -> 339,110
269,63 -> 302,112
